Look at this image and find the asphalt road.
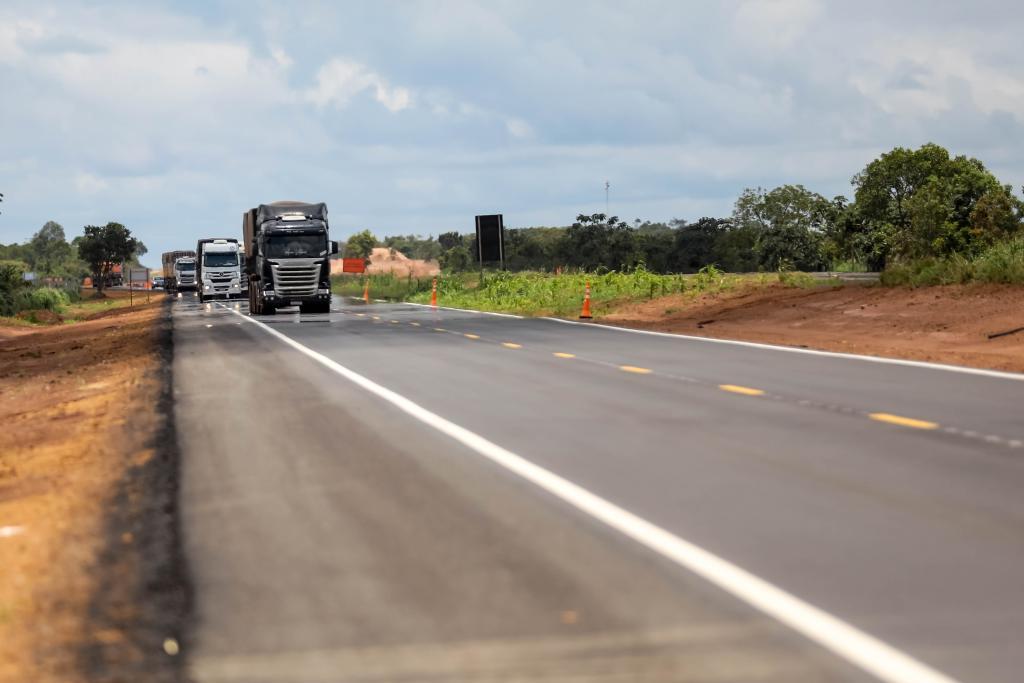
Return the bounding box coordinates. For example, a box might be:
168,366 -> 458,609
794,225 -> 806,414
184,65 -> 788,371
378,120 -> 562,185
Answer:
172,294 -> 1024,683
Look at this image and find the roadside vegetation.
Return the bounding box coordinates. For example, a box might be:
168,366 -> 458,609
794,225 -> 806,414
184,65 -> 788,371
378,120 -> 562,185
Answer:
880,236 -> 1024,287
1,220 -> 148,322
345,143 -> 1024,289
333,266 -> 818,317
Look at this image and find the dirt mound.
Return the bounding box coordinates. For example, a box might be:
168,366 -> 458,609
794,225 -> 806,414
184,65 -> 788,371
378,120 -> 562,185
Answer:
15,309 -> 64,325
366,247 -> 440,277
603,283 -> 1024,372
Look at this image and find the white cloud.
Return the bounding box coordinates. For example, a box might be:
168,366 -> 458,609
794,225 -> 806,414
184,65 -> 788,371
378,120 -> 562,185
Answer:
305,58 -> 412,112
505,118 -> 534,139
852,40 -> 1024,120
74,172 -> 109,195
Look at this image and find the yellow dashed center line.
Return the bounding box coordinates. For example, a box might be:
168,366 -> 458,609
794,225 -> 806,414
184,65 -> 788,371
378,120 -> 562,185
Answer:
409,322 -> 421,327
719,384 -> 765,396
620,365 -> 652,374
434,327 -> 446,332
355,313 -> 365,317
869,413 -> 939,430
390,320 -> 399,324
464,333 -> 480,340
553,352 -> 576,359
371,316 -> 381,320
502,342 -> 522,349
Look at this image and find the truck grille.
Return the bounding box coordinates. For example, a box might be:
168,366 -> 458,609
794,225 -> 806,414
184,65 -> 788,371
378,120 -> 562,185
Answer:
271,262 -> 320,297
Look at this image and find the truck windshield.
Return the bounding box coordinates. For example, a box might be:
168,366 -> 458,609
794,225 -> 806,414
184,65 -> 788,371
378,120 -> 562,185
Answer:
204,252 -> 238,267
266,235 -> 326,259
178,262 -> 196,271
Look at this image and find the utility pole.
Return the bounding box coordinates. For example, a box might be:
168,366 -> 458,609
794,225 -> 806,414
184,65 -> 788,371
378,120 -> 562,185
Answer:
604,180 -> 610,215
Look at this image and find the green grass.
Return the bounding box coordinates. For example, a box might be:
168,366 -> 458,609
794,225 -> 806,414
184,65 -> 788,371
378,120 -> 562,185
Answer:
380,266 -> 813,317
881,236 -> 1024,287
332,273 -> 435,301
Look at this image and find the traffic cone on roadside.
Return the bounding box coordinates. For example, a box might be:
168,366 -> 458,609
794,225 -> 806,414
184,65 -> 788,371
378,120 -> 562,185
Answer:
579,282 -> 593,319
362,278 -> 370,303
430,277 -> 438,308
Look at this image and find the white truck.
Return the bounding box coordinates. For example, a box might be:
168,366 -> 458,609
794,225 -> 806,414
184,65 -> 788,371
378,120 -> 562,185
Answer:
196,238 -> 242,302
161,251 -> 197,292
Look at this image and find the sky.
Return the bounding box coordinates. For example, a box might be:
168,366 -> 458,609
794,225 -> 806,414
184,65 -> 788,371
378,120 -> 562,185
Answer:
2,0 -> 1023,267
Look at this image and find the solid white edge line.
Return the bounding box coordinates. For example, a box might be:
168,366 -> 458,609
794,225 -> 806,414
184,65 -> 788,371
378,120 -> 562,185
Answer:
404,301 -> 524,318
540,317 -> 1024,382
221,303 -> 959,683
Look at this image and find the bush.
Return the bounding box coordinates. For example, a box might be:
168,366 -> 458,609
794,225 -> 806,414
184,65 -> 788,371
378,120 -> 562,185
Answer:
881,236 -> 1024,287
0,285 -> 70,318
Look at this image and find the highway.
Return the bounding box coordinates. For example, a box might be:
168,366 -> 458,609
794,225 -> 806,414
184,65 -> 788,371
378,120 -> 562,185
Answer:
172,294 -> 1024,683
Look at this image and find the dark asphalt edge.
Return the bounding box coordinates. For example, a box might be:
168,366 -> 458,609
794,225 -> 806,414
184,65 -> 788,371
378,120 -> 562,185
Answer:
76,295 -> 193,682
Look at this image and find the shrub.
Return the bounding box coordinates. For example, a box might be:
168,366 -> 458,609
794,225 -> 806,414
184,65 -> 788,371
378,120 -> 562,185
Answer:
881,237 -> 1024,287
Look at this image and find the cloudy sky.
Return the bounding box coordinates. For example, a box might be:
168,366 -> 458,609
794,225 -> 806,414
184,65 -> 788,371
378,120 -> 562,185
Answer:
2,0 -> 1023,266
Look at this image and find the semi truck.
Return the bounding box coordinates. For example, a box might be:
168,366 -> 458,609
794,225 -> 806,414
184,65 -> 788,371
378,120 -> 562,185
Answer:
243,201 -> 338,314
161,250 -> 197,292
196,238 -> 242,302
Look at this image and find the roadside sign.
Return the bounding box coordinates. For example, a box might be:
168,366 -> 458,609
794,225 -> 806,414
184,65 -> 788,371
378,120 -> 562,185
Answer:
475,214 -> 505,266
341,258 -> 366,274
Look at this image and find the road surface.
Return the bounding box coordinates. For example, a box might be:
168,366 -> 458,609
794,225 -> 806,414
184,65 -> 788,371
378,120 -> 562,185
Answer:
172,294 -> 1024,683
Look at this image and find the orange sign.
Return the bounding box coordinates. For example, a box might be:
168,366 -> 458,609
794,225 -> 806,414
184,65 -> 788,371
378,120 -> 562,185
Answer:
341,258 -> 366,273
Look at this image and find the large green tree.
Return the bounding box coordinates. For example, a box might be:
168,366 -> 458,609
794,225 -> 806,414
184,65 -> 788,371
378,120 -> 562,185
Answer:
28,221 -> 76,277
852,143 -> 1020,262
77,222 -> 140,293
345,230 -> 378,259
733,185 -> 829,271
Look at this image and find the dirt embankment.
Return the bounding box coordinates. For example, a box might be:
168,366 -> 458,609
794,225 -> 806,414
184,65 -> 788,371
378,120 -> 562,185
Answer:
0,300 -> 186,682
331,247 -> 440,278
603,283 -> 1024,373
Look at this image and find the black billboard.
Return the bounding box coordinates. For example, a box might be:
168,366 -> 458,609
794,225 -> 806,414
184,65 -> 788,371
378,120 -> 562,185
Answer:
475,214 -> 505,265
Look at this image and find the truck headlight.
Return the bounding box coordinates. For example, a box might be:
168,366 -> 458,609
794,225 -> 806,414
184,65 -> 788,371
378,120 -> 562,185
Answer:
204,284 -> 211,291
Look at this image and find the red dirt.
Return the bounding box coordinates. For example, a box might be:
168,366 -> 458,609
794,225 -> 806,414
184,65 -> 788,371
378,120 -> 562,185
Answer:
602,283 -> 1024,373
0,301 -> 184,682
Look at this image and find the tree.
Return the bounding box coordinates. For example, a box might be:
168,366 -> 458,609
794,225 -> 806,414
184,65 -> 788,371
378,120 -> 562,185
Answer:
28,221 -> 74,277
77,222 -> 140,293
438,231 -> 463,251
669,217 -> 730,272
970,188 -> 1023,246
558,214 -> 641,271
851,143 -> 1011,262
345,230 -> 377,259
439,245 -> 472,272
733,185 -> 829,270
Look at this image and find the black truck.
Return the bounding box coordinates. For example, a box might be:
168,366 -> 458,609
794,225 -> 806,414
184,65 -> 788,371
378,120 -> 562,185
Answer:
243,201 -> 338,314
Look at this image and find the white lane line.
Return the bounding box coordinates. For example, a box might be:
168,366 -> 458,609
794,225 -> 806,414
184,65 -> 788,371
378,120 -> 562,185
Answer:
220,303 -> 959,683
404,301 -> 523,319
539,317 -> 1024,382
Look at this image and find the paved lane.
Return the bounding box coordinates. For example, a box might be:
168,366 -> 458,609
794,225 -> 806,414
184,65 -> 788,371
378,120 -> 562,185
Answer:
173,296 -> 1024,682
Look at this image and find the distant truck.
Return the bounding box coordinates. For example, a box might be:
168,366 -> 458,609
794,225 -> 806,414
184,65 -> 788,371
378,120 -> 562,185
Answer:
196,238 -> 242,302
242,201 -> 338,314
161,250 -> 197,292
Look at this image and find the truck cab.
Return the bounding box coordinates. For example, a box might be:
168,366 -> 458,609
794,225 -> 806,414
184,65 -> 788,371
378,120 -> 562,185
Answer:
174,257 -> 197,291
197,238 -> 242,302
244,202 -> 338,315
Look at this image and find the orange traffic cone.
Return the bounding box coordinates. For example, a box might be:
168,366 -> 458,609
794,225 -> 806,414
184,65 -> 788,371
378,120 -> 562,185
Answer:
430,277 -> 438,307
362,278 -> 370,303
579,282 -> 593,319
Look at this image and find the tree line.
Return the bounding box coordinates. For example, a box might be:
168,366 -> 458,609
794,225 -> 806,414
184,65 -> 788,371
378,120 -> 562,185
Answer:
0,221 -> 147,293
350,143 -> 1023,274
